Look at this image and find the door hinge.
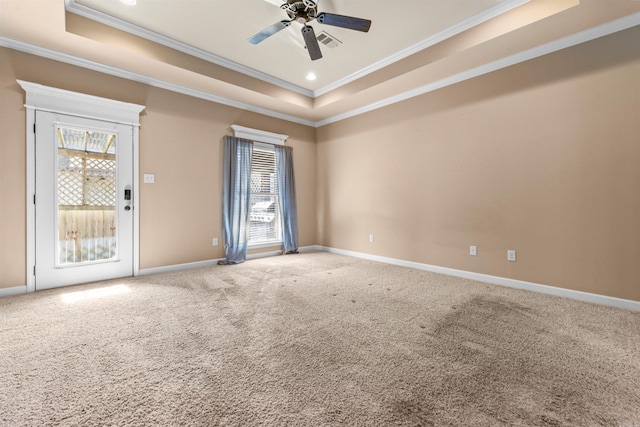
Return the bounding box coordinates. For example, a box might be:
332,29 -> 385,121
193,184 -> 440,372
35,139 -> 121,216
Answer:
33,194 -> 36,204
33,266 -> 36,276
33,123 -> 36,133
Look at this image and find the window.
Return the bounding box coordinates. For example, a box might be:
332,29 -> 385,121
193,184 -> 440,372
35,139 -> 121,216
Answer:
248,143 -> 282,246
57,127 -> 118,264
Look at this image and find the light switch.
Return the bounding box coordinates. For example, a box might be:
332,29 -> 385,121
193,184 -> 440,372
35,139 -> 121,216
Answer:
143,173 -> 155,184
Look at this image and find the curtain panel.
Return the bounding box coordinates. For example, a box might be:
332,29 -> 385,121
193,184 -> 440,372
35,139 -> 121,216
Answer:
220,136 -> 253,264
275,145 -> 299,254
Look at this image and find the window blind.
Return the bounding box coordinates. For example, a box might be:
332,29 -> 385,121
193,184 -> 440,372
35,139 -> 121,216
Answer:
248,145 -> 282,245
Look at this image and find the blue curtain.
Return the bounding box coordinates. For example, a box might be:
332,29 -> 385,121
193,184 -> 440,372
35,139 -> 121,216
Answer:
275,145 -> 299,254
220,136 -> 253,264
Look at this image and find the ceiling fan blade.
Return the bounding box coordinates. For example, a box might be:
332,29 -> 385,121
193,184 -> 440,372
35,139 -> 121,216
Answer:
301,25 -> 322,61
248,20 -> 291,45
316,12 -> 371,32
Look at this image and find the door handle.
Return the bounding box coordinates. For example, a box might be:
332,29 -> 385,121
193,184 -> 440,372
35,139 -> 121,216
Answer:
124,186 -> 132,211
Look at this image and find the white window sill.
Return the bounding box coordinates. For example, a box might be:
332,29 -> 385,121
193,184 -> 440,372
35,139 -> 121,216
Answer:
248,241 -> 282,250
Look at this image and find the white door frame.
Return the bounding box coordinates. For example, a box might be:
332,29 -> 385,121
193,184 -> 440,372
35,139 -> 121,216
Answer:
18,80 -> 145,293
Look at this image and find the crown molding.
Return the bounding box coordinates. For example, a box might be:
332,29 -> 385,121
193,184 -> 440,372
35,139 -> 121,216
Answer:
0,36 -> 316,127
315,11 -> 640,127
65,0 -> 528,100
2,11 -> 638,129
312,0 -> 529,97
64,0 -> 315,98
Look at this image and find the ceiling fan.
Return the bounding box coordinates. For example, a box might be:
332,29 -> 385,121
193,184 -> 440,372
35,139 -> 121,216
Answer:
248,0 -> 372,61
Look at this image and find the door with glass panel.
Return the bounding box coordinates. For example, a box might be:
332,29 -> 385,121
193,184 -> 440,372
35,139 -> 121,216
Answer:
35,111 -> 134,290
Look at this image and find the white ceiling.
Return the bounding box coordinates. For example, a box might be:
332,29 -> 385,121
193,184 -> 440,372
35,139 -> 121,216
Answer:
1,0 -> 639,126
68,0 -> 512,93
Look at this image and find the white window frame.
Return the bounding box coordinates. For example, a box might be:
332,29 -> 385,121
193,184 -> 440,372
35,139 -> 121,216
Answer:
230,125 -> 288,249
230,125 -> 287,146
248,143 -> 281,248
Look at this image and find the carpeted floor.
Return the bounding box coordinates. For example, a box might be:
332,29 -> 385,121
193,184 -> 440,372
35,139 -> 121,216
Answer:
1,252 -> 639,426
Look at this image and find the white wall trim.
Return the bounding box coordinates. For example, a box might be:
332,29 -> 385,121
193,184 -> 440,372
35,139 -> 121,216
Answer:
93,245 -> 640,311
64,0 -> 526,99
17,80 -> 144,126
24,107 -> 36,293
231,125 -> 288,145
137,245 -> 319,276
13,243 -> 637,312
2,12 -> 638,128
0,36 -> 316,128
298,245 -> 323,253
138,259 -> 222,276
247,250 -> 283,260
0,286 -> 28,298
315,11 -> 640,127
132,125 -> 141,277
19,80 -> 144,291
314,246 -> 640,312
64,0 -> 314,98
138,253 -> 280,276
248,241 -> 283,250
313,0 -> 529,97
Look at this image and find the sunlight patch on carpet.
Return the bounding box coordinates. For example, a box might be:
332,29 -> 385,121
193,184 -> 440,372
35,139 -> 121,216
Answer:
61,284 -> 131,303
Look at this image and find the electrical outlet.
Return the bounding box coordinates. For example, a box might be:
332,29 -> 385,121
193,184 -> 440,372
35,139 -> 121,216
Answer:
212,237 -> 219,247
369,234 -> 374,243
143,173 -> 155,184
470,245 -> 477,256
507,250 -> 516,262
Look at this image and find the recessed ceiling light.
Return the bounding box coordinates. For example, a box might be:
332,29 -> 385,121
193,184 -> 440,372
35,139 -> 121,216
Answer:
305,72 -> 317,81
120,0 -> 137,5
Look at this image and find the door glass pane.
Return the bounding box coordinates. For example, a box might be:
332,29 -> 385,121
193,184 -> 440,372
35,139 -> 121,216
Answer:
56,126 -> 117,265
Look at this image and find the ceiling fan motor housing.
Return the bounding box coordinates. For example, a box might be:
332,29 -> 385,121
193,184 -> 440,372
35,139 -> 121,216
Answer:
283,0 -> 318,23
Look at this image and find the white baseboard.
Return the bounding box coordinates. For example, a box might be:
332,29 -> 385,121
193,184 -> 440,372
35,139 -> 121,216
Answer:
299,245 -> 324,253
247,250 -> 282,260
315,246 -> 640,312
137,245 -> 320,276
93,244 -> 640,312
0,286 -> 27,298
247,245 -> 323,259
138,259 -> 222,276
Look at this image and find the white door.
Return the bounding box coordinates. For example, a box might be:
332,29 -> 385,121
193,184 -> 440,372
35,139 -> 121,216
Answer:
35,111 -> 134,290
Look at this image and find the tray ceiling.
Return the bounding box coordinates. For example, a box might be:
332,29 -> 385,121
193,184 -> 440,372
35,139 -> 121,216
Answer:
1,0 -> 639,126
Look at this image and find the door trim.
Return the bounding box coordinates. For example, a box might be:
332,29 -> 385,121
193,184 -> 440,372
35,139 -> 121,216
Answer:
18,80 -> 145,293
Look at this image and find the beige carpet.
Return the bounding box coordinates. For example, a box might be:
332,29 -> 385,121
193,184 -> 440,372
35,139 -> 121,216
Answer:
1,252 -> 639,426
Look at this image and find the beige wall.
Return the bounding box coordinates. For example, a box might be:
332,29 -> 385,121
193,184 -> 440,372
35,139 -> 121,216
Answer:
2,26 -> 639,303
0,48 -> 316,287
316,27 -> 640,302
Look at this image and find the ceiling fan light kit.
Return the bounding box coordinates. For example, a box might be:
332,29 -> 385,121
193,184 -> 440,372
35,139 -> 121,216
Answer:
249,0 -> 372,61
